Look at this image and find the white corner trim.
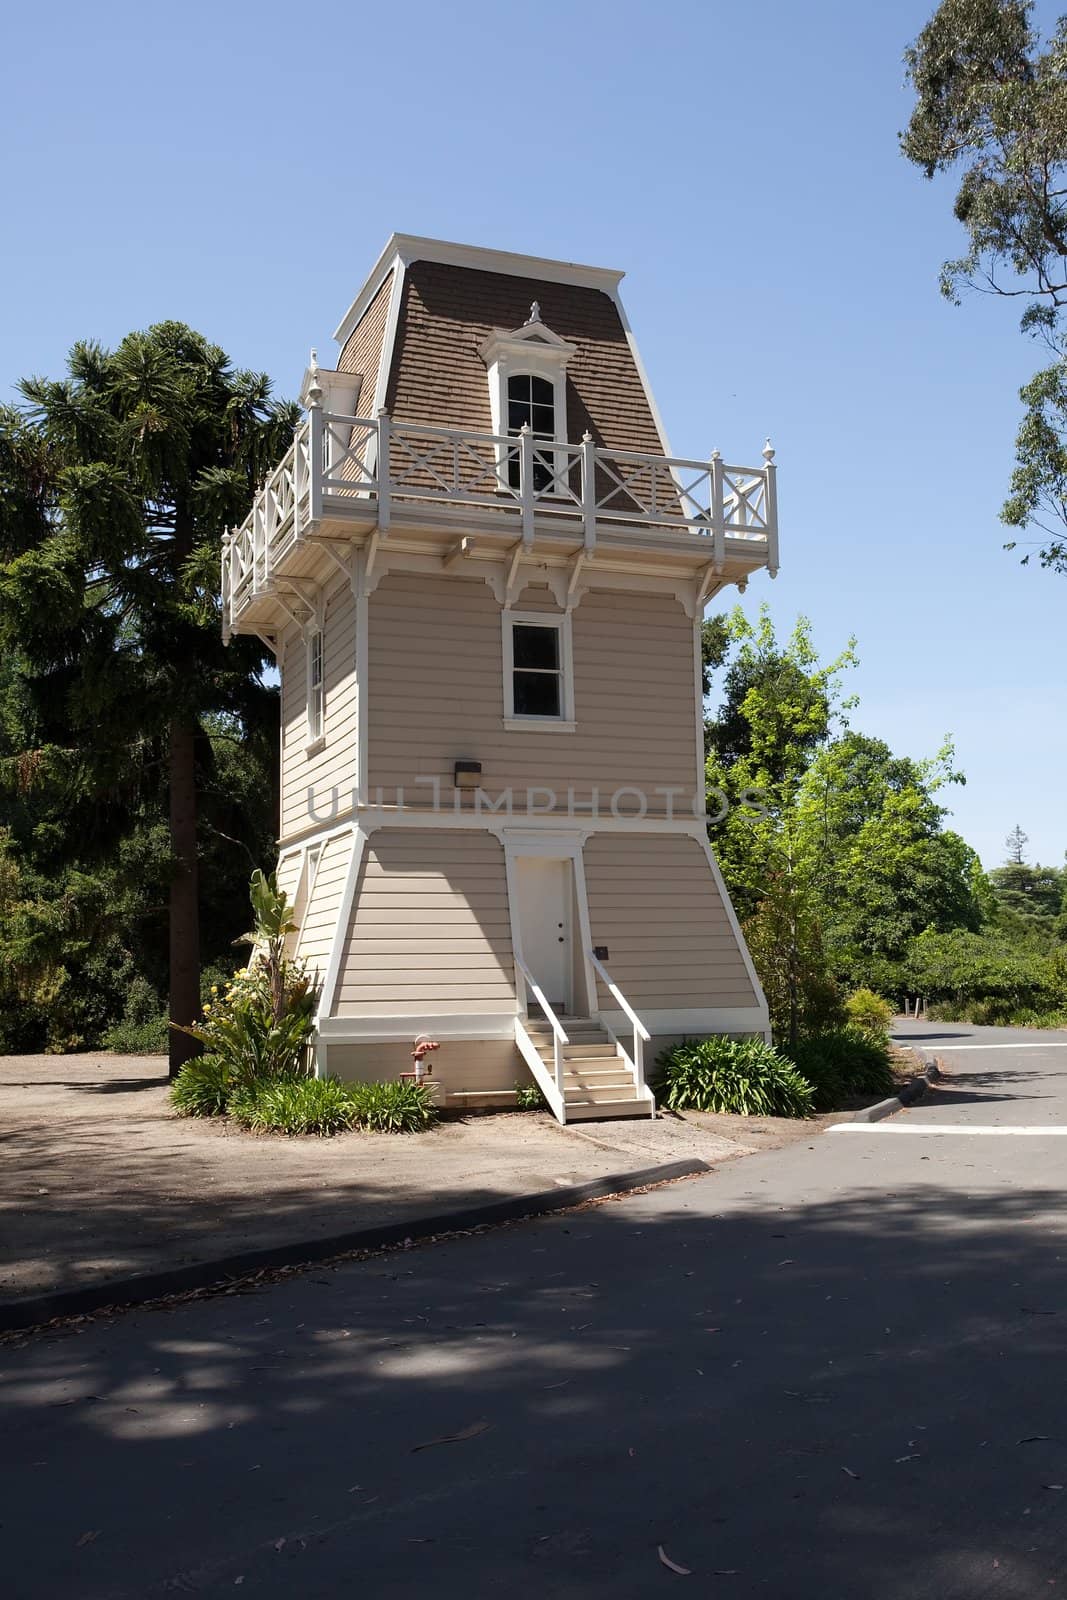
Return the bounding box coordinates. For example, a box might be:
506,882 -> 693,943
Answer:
354,548 -> 371,805
692,617 -> 706,797
333,243 -> 403,348
610,288 -> 675,459
315,826 -> 366,1029
699,837 -> 770,1020
371,261 -> 406,416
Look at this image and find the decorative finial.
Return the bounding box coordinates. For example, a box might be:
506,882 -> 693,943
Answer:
526,300 -> 542,324
519,421 -> 530,433
737,578 -> 748,594
305,347 -> 323,409
582,430 -> 593,443
763,438 -> 775,463
710,448 -> 721,461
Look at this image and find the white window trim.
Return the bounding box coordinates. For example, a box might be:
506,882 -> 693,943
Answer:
480,318 -> 576,491
306,626 -> 325,754
502,608 -> 575,730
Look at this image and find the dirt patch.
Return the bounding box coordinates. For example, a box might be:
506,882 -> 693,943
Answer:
0,1053 -> 776,1309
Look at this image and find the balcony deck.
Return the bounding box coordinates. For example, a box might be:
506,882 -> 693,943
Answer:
222,409 -> 778,638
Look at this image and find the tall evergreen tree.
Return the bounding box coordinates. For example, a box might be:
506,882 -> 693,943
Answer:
1005,823 -> 1029,865
0,325 -> 296,1071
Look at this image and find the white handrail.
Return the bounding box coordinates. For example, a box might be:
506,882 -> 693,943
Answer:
514,952 -> 569,1099
589,950 -> 650,1095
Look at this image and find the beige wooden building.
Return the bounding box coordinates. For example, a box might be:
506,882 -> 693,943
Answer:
223,235 -> 779,1122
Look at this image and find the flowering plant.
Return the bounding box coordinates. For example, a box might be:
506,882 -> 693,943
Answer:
174,870 -> 319,1085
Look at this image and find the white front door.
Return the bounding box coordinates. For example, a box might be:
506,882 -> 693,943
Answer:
516,856 -> 571,1013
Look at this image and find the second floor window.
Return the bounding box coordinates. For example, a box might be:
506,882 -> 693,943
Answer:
307,629 -> 324,744
511,620 -> 563,718
507,373 -> 556,492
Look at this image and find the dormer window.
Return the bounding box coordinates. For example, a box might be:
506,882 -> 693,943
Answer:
480,307 -> 577,498
507,373 -> 556,490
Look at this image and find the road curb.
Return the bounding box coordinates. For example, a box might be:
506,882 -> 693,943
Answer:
846,1057 -> 943,1125
0,1157 -> 709,1334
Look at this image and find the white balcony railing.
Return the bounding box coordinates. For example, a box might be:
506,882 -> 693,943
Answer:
222,409 -> 778,630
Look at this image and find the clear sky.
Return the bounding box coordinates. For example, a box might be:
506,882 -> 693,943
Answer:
2,0 -> 1063,869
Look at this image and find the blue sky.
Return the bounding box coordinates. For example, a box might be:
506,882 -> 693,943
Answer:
2,0 -> 1063,869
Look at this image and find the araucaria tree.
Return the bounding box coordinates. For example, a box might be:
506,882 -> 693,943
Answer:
0,325 -> 296,1072
902,0 -> 1067,572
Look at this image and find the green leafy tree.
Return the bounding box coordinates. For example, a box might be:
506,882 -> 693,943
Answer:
902,0 -> 1067,572
796,733 -> 986,988
706,605 -> 857,923
0,325 -> 296,1070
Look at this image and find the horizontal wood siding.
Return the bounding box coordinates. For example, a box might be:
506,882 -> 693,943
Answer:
336,829 -> 516,1017
296,830 -> 354,977
325,1039 -> 522,1098
280,580 -> 358,840
583,833 -> 757,1010
367,573 -> 694,805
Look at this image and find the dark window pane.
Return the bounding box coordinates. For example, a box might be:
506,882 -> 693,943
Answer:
514,670 -> 561,717
508,399 -> 530,431
508,374 -> 532,403
531,404 -> 555,434
530,375 -> 554,405
513,624 -> 559,670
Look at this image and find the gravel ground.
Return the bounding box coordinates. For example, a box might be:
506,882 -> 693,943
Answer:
0,1053 -> 828,1308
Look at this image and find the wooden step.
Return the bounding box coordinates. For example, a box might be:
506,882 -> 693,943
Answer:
535,1044 -> 616,1064
527,1024 -> 607,1036
537,1055 -> 621,1075
563,1083 -> 642,1104
565,1098 -> 653,1122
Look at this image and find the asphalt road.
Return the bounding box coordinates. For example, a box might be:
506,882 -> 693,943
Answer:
4,1021 -> 1067,1598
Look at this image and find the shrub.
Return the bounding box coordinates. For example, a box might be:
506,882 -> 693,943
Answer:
229,1073 -> 357,1136
228,1074 -> 438,1136
170,1054 -> 234,1118
844,988 -> 894,1035
175,870 -> 319,1087
515,1081 -> 547,1111
344,1079 -> 438,1133
104,1014 -> 170,1053
784,1026 -> 895,1110
654,1036 -> 814,1119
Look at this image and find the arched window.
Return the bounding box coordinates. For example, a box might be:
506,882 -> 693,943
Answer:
507,372 -> 556,491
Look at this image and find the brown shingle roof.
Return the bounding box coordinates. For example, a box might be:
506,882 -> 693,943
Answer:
383,260 -> 665,453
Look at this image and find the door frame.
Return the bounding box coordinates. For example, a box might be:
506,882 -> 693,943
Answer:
502,829 -> 596,1019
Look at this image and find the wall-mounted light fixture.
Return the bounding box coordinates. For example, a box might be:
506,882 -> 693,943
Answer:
453,760 -> 482,790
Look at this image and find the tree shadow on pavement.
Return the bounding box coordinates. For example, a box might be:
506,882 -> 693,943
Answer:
2,1167 -> 1066,1600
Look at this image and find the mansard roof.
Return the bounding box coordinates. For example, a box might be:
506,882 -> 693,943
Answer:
332,235 -> 671,457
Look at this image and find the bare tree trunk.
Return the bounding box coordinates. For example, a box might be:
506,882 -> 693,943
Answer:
168,718 -> 200,1077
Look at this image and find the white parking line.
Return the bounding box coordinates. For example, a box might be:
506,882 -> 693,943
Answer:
830,1124 -> 1067,1136
892,1042 -> 1067,1051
